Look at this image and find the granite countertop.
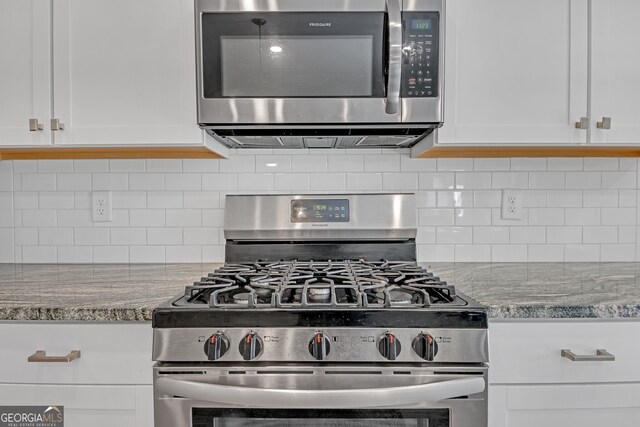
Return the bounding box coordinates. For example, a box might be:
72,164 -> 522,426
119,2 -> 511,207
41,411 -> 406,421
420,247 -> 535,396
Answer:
1,263 -> 640,321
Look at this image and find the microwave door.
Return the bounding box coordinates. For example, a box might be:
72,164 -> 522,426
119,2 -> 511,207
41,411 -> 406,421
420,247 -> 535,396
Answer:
196,0 -> 403,125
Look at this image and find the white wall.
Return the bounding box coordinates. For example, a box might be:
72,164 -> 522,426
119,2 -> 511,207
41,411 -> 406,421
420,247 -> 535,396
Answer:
0,150 -> 638,263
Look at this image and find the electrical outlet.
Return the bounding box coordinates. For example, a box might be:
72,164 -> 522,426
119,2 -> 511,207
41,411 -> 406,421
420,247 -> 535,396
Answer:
92,191 -> 112,222
501,190 -> 523,220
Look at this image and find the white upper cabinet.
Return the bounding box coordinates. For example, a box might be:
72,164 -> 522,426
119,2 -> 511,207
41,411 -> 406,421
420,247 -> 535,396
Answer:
590,0 -> 640,144
439,0 -> 589,145
51,0 -> 202,146
0,0 -> 52,147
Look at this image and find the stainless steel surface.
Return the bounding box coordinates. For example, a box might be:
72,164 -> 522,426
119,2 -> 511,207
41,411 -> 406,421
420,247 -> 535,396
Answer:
27,350 -> 81,363
223,194 -> 417,241
575,117 -> 589,129
50,118 -> 65,131
560,348 -> 615,362
154,364 -> 488,427
153,327 -> 489,363
156,376 -> 485,408
385,0 -> 402,115
196,0 -> 387,13
597,116 -> 612,129
29,119 -> 43,132
195,0 -> 445,149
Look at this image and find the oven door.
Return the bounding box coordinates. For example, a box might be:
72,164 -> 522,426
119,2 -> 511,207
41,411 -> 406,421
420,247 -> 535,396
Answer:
196,0 -> 403,125
154,364 -> 487,427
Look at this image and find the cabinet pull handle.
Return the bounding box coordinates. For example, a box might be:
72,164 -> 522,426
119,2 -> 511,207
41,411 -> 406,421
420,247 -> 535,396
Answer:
51,118 -> 65,131
596,117 -> 612,129
575,117 -> 589,130
561,349 -> 614,362
28,350 -> 81,363
29,119 -> 44,131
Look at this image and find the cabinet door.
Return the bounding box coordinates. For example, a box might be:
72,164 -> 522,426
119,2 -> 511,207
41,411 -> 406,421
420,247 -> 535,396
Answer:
51,0 -> 202,146
439,0 -> 588,144
490,383 -> 640,427
590,0 -> 640,144
0,0 -> 52,147
0,384 -> 153,427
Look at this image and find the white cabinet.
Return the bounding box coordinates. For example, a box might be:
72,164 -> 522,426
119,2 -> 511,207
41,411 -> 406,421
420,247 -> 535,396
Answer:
0,322 -> 153,427
52,0 -> 202,146
590,0 -> 640,144
439,0 -> 588,145
489,320 -> 640,426
0,0 -> 52,147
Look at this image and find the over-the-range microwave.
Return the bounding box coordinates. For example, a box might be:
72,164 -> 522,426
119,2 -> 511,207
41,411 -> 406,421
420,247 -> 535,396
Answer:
196,0 -> 445,150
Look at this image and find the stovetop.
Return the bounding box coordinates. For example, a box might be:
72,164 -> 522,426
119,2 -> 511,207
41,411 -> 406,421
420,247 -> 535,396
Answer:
176,260 -> 466,310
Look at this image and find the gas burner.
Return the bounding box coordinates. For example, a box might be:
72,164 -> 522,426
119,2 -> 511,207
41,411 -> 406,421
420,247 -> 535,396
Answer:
174,260 -> 466,310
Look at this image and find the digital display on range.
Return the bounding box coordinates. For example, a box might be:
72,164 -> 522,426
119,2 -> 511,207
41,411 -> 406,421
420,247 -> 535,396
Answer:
291,199 -> 350,223
410,19 -> 432,30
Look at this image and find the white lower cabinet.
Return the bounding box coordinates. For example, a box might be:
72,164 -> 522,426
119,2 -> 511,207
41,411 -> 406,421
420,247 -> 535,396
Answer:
489,320 -> 640,426
0,322 -> 153,427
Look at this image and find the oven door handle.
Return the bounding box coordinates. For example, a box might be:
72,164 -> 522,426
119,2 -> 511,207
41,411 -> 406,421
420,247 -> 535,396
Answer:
385,0 -> 402,115
156,376 -> 485,408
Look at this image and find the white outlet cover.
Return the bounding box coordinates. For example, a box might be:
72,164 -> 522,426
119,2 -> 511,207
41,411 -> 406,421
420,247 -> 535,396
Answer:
92,191 -> 113,222
501,190 -> 523,220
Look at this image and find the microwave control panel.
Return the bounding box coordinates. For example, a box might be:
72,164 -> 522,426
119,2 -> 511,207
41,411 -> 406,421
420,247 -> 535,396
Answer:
401,12 -> 440,98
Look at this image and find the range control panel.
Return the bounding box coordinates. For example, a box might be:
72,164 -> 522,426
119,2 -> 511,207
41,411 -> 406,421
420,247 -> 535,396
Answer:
290,199 -> 350,223
401,12 -> 440,98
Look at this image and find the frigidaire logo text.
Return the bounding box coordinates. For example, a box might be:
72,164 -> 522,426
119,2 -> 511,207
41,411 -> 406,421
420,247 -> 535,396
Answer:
309,22 -> 332,27
311,223 -> 329,227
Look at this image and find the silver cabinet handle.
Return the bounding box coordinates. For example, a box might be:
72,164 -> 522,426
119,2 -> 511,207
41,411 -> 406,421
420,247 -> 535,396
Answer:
29,119 -> 44,131
561,349 -> 615,362
596,117 -> 612,129
575,117 -> 589,129
51,118 -> 65,131
156,376 -> 485,408
385,0 -> 402,115
28,350 -> 81,363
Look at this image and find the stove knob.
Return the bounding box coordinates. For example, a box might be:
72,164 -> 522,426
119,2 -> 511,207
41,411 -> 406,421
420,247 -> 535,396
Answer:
308,332 -> 331,360
378,332 -> 401,360
204,333 -> 229,361
238,332 -> 263,360
413,333 -> 439,361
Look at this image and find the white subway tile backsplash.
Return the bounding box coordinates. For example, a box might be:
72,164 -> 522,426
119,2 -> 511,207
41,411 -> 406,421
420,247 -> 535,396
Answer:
436,227 -> 472,244
565,208 -> 601,226
202,245 -> 224,262
566,172 -> 601,189
219,155 -> 256,173
583,190 -> 618,207
437,158 -> 473,172
511,158 -> 547,171
75,228 -> 109,246
492,172 -> 528,189
529,172 -> 565,190
130,209 -> 165,227
13,160 -> 37,173
522,190 -> 547,207
57,210 -> 92,228
473,190 -> 502,208
619,226 -> 636,244
147,192 -> 183,209
39,192 -> 74,209
23,246 -> 57,263
14,192 -> 38,209
183,159 -> 219,173
455,173 -> 492,190
416,227 -> 436,244
602,171 -> 636,189
39,228 -> 73,246
619,158 -> 637,171
437,191 -> 473,208
166,246 -> 202,263
202,173 -> 238,191
364,155 -> 400,172
110,228 -> 147,245
491,245 -> 527,262
292,155 -> 328,173
510,226 -> 545,244
417,244 -> 454,262
546,226 -> 582,244
146,159 -> 182,173
238,173 -> 274,191
23,210 -> 56,228
92,210 -> 129,228
455,245 -> 491,262
400,156 -> 436,172
130,246 -> 166,263
383,173 -> 418,190
546,190 -> 582,208
110,159 -> 146,173
184,191 -> 220,209
328,155 -> 364,172
474,158 -> 509,171
528,245 -> 564,262
93,246 -> 129,263
415,191 -> 438,208
15,228 -> 38,246
165,173 -> 202,191
601,208 -> 636,225
58,246 -> 93,263
22,174 -> 56,191
601,244 -> 635,262
565,244 -> 600,262
112,191 -> 147,209
147,228 -> 182,245
275,173 -> 310,191
583,226 -> 618,244
130,173 -> 165,191
310,173 -> 346,191
73,160 -> 109,173
93,173 -> 128,191
57,173 -> 92,191
202,209 -> 225,227
455,208 -> 491,226
473,227 -> 509,244
256,155 -> 292,173
584,158 -> 619,171
183,227 -> 219,245
619,190 -> 637,207
346,173 -> 383,190
166,209 -> 202,227
529,208 -> 565,226
74,192 -> 92,209
419,208 -> 454,226
38,160 -> 73,173
419,173 -> 454,190
548,158 -> 583,171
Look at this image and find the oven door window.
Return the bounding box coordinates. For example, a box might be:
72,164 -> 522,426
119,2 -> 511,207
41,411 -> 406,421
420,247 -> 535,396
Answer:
201,13 -> 386,98
192,409 -> 449,427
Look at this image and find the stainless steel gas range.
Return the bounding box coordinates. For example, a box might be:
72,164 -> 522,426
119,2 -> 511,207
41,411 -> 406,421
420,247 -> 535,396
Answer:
152,194 -> 488,427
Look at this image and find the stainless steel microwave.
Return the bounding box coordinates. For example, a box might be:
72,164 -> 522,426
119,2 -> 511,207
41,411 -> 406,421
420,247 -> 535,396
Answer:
196,0 -> 445,149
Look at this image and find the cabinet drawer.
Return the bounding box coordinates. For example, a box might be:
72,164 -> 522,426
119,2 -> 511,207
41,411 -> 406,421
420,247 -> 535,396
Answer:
0,322 -> 152,385
489,320 -> 640,384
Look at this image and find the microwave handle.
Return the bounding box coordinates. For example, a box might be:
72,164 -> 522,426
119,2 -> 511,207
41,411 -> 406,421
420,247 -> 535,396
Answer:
156,376 -> 485,408
385,0 -> 402,115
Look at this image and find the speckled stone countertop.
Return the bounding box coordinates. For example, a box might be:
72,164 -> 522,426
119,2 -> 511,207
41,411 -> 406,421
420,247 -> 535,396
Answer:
1,263 -> 640,321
